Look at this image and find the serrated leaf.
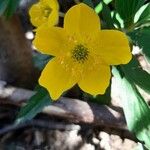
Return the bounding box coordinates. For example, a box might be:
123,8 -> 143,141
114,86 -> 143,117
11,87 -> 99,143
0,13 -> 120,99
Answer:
112,67 -> 150,149
16,86 -> 52,124
128,27 -> 150,62
122,57 -> 150,94
115,0 -> 144,27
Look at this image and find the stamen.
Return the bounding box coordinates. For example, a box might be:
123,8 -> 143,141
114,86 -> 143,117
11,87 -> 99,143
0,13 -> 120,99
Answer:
72,44 -> 89,63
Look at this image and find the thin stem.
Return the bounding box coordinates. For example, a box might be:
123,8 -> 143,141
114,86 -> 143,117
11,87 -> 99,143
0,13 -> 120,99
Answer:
59,12 -> 65,17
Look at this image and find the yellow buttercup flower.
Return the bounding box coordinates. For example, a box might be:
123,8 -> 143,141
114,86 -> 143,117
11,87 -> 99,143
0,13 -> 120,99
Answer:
29,0 -> 59,27
33,3 -> 132,100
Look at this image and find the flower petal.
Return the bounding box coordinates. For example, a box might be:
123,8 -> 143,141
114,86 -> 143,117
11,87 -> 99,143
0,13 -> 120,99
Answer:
39,58 -> 77,100
78,64 -> 111,95
44,0 -> 59,26
46,0 -> 59,9
29,0 -> 59,27
64,3 -> 100,37
29,3 -> 45,27
47,9 -> 59,26
95,30 -> 132,65
33,26 -> 70,56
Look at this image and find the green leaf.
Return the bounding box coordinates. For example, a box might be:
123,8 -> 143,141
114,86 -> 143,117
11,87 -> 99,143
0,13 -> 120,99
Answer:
3,0 -> 21,18
122,57 -> 150,94
136,143 -> 149,150
137,3 -> 150,25
115,0 -> 144,28
0,0 -> 20,17
88,84 -> 111,105
111,11 -> 124,28
16,86 -> 52,124
33,53 -> 51,71
94,0 -> 113,14
94,0 -> 112,5
0,0 -> 9,16
103,0 -> 112,4
128,27 -> 150,62
83,0 -> 94,8
101,2 -> 114,29
95,2 -> 103,14
112,67 -> 150,149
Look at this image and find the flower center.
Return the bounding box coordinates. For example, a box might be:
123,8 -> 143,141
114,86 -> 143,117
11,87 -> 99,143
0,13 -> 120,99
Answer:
72,44 -> 89,63
43,7 -> 52,18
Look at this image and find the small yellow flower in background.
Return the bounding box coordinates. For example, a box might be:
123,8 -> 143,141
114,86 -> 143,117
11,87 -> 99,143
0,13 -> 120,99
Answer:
29,0 -> 59,27
33,3 -> 132,100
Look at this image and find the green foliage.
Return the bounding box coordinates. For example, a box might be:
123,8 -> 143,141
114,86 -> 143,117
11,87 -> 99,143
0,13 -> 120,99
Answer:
88,84 -> 111,105
128,27 -> 150,62
94,1 -> 115,29
95,2 -> 103,14
136,143 -> 148,150
33,53 -> 52,71
112,67 -> 150,149
122,57 -> 150,94
94,0 -> 112,14
101,2 -> 114,29
0,0 -> 21,18
0,0 -> 9,16
103,0 -> 112,4
111,11 -> 122,28
137,3 -> 150,26
16,86 -> 52,124
115,0 -> 144,27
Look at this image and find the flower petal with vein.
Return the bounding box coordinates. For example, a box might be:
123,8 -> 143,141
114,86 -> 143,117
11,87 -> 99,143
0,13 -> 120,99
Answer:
33,3 -> 132,100
29,0 -> 59,27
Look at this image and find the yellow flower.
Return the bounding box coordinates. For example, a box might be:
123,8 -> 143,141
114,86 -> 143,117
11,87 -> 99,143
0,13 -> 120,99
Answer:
33,3 -> 132,100
29,0 -> 59,27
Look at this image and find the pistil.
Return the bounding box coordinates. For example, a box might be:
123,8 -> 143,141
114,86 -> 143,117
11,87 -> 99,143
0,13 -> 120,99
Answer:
72,44 -> 89,63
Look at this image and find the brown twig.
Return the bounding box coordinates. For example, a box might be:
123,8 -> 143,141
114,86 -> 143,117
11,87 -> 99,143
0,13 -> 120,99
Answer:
0,80 -> 137,141
44,98 -> 126,129
0,119 -> 137,142
0,119 -> 81,135
0,80 -> 125,128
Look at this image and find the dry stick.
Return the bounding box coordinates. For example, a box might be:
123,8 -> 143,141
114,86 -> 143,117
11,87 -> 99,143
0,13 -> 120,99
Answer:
0,80 -> 137,141
59,12 -> 65,17
0,119 -> 137,142
0,80 -> 125,129
44,98 -> 126,129
0,120 -> 81,135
